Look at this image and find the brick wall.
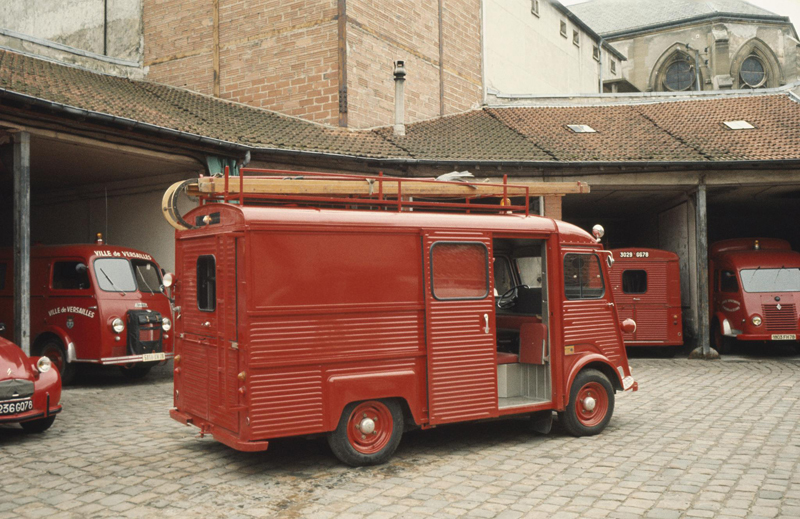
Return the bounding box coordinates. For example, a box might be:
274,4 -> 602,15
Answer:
143,0 -> 482,128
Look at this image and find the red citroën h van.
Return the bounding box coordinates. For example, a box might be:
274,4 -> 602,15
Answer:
166,169 -> 637,466
0,238 -> 174,383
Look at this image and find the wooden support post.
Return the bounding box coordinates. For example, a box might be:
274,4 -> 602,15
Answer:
690,183 -> 717,359
13,131 -> 31,355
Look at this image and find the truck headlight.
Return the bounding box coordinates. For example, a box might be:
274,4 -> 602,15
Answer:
162,317 -> 172,331
112,318 -> 125,334
36,356 -> 52,373
752,315 -> 762,326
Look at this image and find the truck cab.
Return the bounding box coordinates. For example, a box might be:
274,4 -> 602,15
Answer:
0,238 -> 174,382
710,238 -> 800,353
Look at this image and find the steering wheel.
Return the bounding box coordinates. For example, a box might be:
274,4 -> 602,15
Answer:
497,284 -> 528,309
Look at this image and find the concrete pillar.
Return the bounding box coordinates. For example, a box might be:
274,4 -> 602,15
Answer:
690,183 -> 718,359
543,195 -> 562,220
13,131 -> 31,355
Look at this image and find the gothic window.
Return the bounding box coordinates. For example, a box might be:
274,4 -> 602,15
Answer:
740,55 -> 766,88
664,58 -> 695,91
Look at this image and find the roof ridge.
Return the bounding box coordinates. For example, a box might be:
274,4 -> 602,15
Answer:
484,108 -> 560,161
633,106 -> 714,161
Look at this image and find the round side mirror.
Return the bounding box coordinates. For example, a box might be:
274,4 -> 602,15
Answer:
592,224 -> 605,242
162,272 -> 175,288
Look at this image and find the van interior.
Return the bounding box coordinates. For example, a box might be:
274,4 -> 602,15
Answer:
492,238 -> 550,409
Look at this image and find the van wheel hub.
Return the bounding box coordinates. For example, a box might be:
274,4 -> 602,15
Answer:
582,396 -> 596,412
358,418 -> 376,435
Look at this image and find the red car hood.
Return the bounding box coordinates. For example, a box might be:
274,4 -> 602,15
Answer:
0,337 -> 34,381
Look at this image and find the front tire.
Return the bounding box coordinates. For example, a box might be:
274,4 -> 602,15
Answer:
37,339 -> 75,385
20,416 -> 56,433
328,399 -> 404,467
560,369 -> 614,437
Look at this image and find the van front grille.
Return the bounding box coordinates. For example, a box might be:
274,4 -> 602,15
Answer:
762,304 -> 797,331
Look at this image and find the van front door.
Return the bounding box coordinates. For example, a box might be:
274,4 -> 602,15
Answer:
424,232 -> 497,425
177,235 -> 240,433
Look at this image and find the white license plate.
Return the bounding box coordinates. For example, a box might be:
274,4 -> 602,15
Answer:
772,334 -> 797,340
0,398 -> 32,416
142,352 -> 166,362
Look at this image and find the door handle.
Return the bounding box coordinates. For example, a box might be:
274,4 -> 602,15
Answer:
607,302 -> 615,308
202,321 -> 211,327
483,314 -> 490,334
632,298 -> 641,301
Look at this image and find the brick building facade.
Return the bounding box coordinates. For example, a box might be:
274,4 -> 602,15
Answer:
143,0 -> 482,129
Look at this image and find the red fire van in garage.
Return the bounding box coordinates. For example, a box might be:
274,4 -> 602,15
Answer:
167,169 -> 637,466
609,248 -> 683,349
0,239 -> 174,383
710,238 -> 800,353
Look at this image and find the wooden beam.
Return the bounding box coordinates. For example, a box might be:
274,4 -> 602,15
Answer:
13,131 -> 30,355
190,177 -> 590,198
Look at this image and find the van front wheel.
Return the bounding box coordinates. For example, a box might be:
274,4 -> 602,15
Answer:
328,399 -> 403,466
560,369 -> 614,437
37,339 -> 76,385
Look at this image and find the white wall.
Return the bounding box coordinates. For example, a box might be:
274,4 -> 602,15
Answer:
484,0 -> 603,95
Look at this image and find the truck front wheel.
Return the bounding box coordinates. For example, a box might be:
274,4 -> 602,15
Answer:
328,399 -> 403,466
560,369 -> 614,437
37,339 -> 76,385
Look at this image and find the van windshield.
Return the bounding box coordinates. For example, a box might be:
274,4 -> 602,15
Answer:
740,268 -> 800,293
94,258 -> 162,293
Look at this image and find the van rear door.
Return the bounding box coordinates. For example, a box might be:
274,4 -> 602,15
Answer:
177,235 -> 240,433
424,231 -> 497,425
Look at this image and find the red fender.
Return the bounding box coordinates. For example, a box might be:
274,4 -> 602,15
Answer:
325,370 -> 422,430
34,326 -> 75,362
564,353 -> 625,408
713,312 -> 733,336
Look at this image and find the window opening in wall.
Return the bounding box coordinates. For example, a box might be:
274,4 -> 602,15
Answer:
593,45 -> 600,61
197,255 -> 217,311
573,30 -> 580,47
531,0 -> 539,16
610,59 -> 617,75
740,55 -> 766,88
664,59 -> 694,91
560,20 -> 567,37
622,270 -> 647,294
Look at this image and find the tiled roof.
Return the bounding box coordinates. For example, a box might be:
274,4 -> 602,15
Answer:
0,49 -> 405,159
570,0 -> 783,36
2,49 -> 800,165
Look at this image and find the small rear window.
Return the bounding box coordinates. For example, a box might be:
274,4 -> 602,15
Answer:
431,242 -> 489,300
197,255 -> 217,311
622,270 -> 647,294
0,263 -> 6,290
53,261 -> 91,290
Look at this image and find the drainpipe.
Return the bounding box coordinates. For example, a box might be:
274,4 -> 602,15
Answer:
686,43 -> 702,91
598,37 -> 605,93
393,60 -> 406,137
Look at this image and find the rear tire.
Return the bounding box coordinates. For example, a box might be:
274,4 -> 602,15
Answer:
559,369 -> 614,437
37,339 -> 76,385
328,399 -> 404,466
20,416 -> 56,433
120,362 -> 155,380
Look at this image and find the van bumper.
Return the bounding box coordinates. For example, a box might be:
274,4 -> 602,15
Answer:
736,333 -> 798,342
75,352 -> 175,365
170,408 -> 270,453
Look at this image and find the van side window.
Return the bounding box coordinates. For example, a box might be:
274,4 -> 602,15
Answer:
720,270 -> 739,293
564,253 -> 605,300
52,261 -> 91,290
622,270 -> 647,294
197,255 -> 217,311
432,242 -> 489,300
0,263 -> 5,290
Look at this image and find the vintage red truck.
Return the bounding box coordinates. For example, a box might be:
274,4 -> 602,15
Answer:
710,238 -> 800,353
0,239 -> 174,383
608,248 -> 683,349
166,169 -> 637,466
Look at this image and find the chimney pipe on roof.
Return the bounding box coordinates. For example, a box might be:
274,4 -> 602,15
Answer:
393,61 -> 406,136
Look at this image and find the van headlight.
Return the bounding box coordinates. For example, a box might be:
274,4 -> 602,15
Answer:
112,318 -> 125,334
162,317 -> 172,332
752,315 -> 762,326
36,356 -> 52,373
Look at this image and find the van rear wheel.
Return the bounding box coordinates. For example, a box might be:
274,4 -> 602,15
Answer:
328,399 -> 403,466
37,339 -> 76,385
560,369 -> 614,437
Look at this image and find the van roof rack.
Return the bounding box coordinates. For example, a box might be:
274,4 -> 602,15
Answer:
163,167 -> 590,228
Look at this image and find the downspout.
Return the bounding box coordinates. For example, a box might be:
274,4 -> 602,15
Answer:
103,0 -> 108,56
686,43 -> 702,91
393,61 -> 406,136
598,37 -> 604,93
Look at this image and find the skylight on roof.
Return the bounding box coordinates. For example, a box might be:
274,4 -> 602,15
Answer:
723,120 -> 755,130
567,124 -> 597,133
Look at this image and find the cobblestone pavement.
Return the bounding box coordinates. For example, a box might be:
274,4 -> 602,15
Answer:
3,354 -> 800,519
